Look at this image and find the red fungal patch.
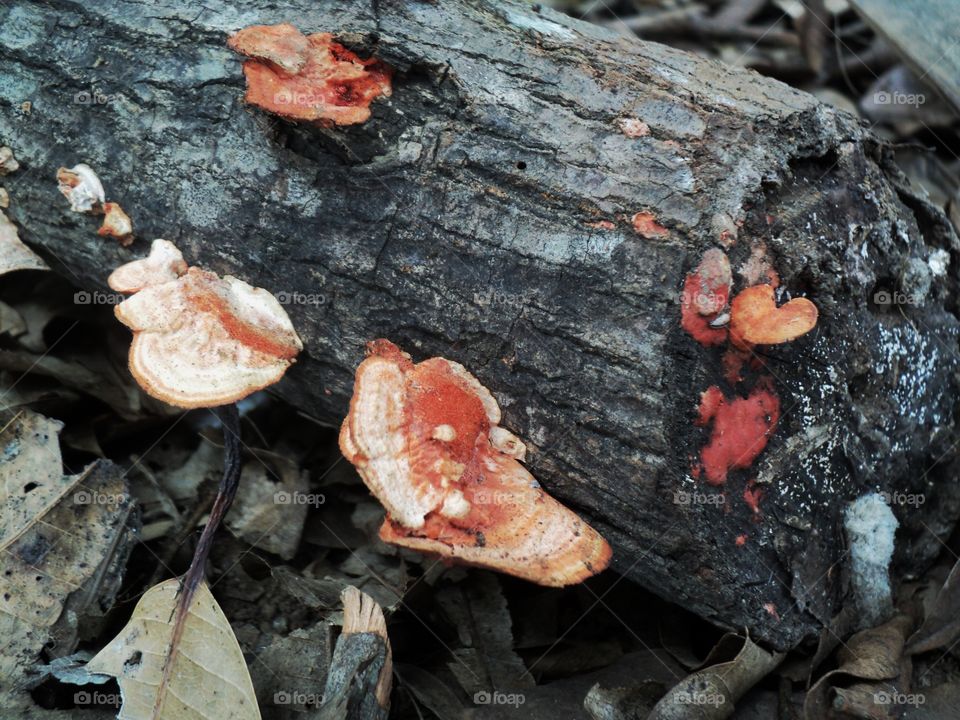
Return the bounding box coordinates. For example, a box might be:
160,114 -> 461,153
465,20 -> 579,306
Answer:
631,212 -> 670,239
697,383 -> 780,485
696,386 -> 724,427
587,220 -> 616,230
763,602 -> 780,620
228,25 -> 393,126
407,359 -> 491,464
681,249 -> 732,347
743,481 -> 763,514
735,534 -> 747,547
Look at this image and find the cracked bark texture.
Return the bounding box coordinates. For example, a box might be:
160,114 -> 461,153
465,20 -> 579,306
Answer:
2,0 -> 959,650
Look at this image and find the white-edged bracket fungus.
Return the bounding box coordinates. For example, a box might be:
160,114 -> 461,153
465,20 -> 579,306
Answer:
108,239 -> 303,408
340,339 -> 612,587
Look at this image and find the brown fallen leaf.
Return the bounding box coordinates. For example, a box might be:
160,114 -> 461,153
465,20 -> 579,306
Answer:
648,632 -> 784,719
0,409 -> 133,711
85,578 -> 261,719
224,455 -> 309,561
803,614 -> 913,720
0,210 -> 47,276
906,554 -> 960,655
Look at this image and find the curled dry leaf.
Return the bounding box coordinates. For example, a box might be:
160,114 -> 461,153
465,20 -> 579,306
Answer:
228,23 -> 393,126
803,614 -> 912,720
729,284 -> 818,347
86,578 -> 261,720
339,339 -> 612,587
0,210 -> 48,276
98,201 -> 134,245
56,164 -> 105,213
108,240 -> 302,408
648,633 -> 784,720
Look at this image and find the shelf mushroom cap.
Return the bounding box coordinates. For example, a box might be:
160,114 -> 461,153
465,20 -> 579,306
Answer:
56,164 -> 105,213
110,242 -> 302,408
340,339 -> 613,587
729,284 -> 818,347
108,239 -> 187,293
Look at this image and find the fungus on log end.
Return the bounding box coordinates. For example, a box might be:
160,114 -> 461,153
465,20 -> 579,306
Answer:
228,24 -> 393,126
695,383 -> 780,486
729,284 -> 818,348
339,339 -> 613,587
109,240 -> 302,408
97,202 -> 133,245
681,248 -> 732,346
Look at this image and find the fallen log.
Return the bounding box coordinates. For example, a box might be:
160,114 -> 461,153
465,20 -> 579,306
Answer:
2,0 -> 959,650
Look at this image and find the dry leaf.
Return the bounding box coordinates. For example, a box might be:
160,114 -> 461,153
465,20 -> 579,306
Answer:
0,410 -> 133,710
225,455 -> 309,561
0,210 -> 47,277
648,633 -> 784,719
86,578 -> 261,719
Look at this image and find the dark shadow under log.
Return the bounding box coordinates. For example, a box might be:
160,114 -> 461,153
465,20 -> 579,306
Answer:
1,0 -> 959,650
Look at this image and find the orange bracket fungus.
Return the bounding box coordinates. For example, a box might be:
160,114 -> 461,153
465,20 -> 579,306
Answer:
97,202 -> 133,245
695,383 -> 780,486
109,240 -> 303,698
340,340 -> 612,586
56,164 -> 105,213
108,239 -> 302,408
729,284 -> 818,348
228,23 -> 393,126
681,248 -> 732,347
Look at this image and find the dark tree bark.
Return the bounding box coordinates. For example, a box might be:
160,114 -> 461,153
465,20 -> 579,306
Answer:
2,0 -> 959,650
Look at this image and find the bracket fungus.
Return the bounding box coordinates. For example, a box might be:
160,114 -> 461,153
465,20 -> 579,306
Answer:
56,164 -> 105,213
729,284 -> 818,348
340,340 -> 612,587
108,239 -> 302,408
681,248 -> 732,347
228,23 -> 393,126
96,201 -> 133,245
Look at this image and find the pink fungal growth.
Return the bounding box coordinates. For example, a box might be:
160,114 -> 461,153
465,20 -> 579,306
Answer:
681,248 -> 731,347
631,211 -> 669,239
228,24 -> 393,126
743,481 -> 763,514
696,382 -> 780,486
617,118 -> 650,138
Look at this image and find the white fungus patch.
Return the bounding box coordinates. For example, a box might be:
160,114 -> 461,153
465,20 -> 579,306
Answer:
844,492 -> 898,627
